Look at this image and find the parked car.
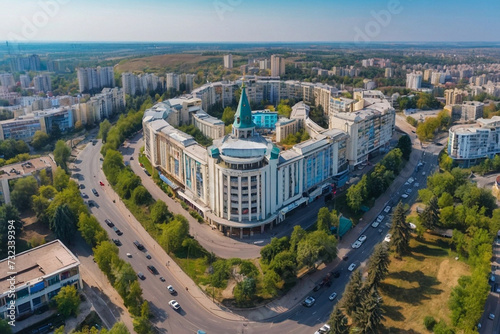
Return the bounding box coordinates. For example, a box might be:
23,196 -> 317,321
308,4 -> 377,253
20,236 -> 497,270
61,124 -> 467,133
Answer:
332,271 -> 341,278
489,313 -> 495,320
302,296 -> 316,307
371,221 -> 380,228
328,292 -> 337,301
145,253 -> 152,259
112,226 -> 122,236
112,239 -> 121,246
126,253 -> 132,258
401,193 -> 409,199
167,285 -> 176,294
137,272 -> 146,280
169,300 -> 181,310
79,184 -> 85,189
92,188 -> 99,196
313,284 -> 322,292
105,219 -> 114,227
358,235 -> 367,243
376,215 -> 384,223
383,205 -> 391,213
159,276 -> 166,282
81,192 -> 88,199
147,265 -> 158,275
348,263 -> 356,271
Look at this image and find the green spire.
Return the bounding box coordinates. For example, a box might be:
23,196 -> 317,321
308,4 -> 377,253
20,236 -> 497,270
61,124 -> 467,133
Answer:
233,83 -> 255,129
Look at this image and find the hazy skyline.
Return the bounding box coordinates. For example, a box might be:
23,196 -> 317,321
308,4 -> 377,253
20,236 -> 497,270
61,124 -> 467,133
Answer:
1,0 -> 499,43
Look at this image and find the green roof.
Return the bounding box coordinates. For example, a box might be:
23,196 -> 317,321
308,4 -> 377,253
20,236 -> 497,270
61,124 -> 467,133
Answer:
233,84 -> 255,129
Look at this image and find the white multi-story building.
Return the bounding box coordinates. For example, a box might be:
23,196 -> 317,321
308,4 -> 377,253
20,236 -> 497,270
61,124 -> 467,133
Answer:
448,116 -> 500,167
0,240 -> 81,319
143,85 -> 350,237
19,74 -> 31,89
459,101 -> 484,122
406,72 -> 422,90
122,72 -> 137,96
224,54 -> 233,69
329,92 -> 395,166
166,73 -> 180,92
0,73 -> 15,88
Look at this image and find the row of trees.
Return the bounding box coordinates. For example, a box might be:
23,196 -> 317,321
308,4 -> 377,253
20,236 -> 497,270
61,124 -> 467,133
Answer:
281,128 -> 310,145
346,142 -> 408,213
397,93 -> 442,112
0,138 -> 29,161
416,168 -> 497,331
331,242 -> 391,333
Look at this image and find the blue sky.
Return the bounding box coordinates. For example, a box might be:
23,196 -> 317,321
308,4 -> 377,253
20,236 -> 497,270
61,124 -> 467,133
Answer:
1,0 -> 499,42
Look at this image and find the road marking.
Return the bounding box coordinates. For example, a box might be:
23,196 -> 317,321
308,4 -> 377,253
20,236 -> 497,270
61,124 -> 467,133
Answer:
254,240 -> 264,244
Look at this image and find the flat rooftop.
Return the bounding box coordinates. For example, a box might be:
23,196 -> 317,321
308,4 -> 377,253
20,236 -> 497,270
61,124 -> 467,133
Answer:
0,240 -> 80,294
0,156 -> 56,181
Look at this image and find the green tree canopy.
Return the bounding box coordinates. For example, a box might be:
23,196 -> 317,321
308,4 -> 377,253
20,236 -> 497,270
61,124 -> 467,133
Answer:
54,285 -> 80,318
390,202 -> 411,257
10,175 -> 38,211
98,119 -> 112,142
53,140 -> 71,171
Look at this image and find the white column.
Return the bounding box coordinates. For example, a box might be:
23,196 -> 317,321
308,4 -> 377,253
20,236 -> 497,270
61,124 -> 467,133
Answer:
226,174 -> 231,220
257,174 -> 261,220
248,175 -> 252,222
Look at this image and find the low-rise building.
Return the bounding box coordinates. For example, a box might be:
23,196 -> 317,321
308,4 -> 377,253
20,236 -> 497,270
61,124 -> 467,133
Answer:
0,240 -> 82,320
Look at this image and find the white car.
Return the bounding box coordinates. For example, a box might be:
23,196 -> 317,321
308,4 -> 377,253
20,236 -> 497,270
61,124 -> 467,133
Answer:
303,296 -> 316,307
314,324 -> 331,334
414,182 -> 420,188
376,215 -> 385,223
169,300 -> 180,310
407,177 -> 414,184
358,235 -> 367,243
383,205 -> 391,213
371,221 -> 380,228
352,240 -> 362,249
329,292 -> 337,301
348,263 -> 357,271
384,234 -> 392,243
126,253 -> 132,258
404,181 -> 410,186
401,193 -> 409,199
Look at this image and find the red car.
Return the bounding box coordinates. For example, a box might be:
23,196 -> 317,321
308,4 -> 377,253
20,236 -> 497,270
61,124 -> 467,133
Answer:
99,181 -> 105,186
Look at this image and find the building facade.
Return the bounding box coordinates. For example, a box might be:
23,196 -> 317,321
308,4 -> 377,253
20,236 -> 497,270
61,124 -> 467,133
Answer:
0,240 -> 81,320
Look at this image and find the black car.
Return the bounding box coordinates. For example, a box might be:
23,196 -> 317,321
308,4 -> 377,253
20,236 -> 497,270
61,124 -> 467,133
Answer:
112,239 -> 121,246
147,265 -> 158,275
313,284 -> 322,292
145,253 -> 152,259
92,188 -> 99,197
137,272 -> 146,280
134,240 -> 144,251
88,200 -> 96,208
112,226 -> 123,236
79,184 -> 85,189
105,219 -> 114,227
144,169 -> 151,176
332,271 -> 341,278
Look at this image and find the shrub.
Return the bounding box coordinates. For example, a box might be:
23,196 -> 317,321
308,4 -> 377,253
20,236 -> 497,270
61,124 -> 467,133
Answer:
424,315 -> 437,331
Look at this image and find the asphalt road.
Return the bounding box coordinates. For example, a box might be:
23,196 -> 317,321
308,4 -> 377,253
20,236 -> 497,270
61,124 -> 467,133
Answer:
70,115 -> 443,333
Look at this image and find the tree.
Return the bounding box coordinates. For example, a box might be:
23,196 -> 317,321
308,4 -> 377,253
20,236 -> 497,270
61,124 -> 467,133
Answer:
108,322 -> 130,334
160,215 -> 189,253
133,301 -> 154,334
150,200 -> 172,225
53,140 -> 71,171
341,269 -> 364,316
262,270 -> 283,296
124,280 -> 143,316
78,213 -> 108,247
438,192 -> 454,208
297,236 -> 320,270
347,183 -> 364,212
234,277 -> 257,304
93,241 -> 119,280
290,225 -> 306,253
366,243 -> 390,289
74,120 -> 83,131
38,169 -> 52,186
50,123 -> 62,140
260,236 -> 290,264
390,202 -> 411,257
50,204 -> 76,244
269,250 -> 297,284
221,106 -> 235,125
132,186 -> 152,205
31,130 -> 50,150
353,288 -> 384,333
396,134 -> 412,160
317,207 -> 333,232
54,285 -> 80,318
10,176 -> 38,210
98,119 -> 112,143
419,196 -> 440,230
328,305 -> 349,334
53,167 -> 70,191
103,150 -> 125,185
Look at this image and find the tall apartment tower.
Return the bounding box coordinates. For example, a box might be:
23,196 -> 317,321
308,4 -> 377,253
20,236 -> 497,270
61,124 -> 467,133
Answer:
271,55 -> 285,77
406,72 -> 422,90
224,54 -> 233,69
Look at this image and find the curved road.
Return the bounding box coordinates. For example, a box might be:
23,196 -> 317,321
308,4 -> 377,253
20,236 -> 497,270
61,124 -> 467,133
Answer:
72,115 -> 442,333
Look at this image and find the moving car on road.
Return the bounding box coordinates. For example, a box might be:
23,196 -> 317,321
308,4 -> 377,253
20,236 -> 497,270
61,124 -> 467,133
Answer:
329,292 -> 337,301
358,235 -> 367,243
167,285 -> 176,294
302,296 -> 316,307
352,240 -> 362,249
105,219 -> 114,227
92,188 -> 99,196
137,272 -> 145,280
314,324 -> 331,334
169,300 -> 181,310
348,263 -> 357,271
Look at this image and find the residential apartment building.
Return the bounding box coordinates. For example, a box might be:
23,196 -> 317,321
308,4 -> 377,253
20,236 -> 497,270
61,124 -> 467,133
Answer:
0,240 -> 81,320
192,111 -> 225,140
224,54 -> 233,69
33,74 -> 52,93
77,66 -> 114,93
19,74 -> 31,89
445,88 -> 466,106
461,101 -> 484,121
271,55 -> 285,77
0,73 -> 15,88
406,72 -> 422,90
275,118 -> 299,142
448,116 -> 500,167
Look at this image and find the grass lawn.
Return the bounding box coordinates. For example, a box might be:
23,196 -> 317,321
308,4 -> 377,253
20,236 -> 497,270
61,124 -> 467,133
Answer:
380,233 -> 470,333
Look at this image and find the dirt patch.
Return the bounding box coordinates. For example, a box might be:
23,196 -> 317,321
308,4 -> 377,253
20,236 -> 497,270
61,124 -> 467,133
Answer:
221,278 -> 237,300
20,210 -> 54,247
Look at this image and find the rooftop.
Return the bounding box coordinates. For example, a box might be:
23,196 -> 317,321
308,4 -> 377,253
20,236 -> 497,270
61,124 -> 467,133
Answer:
0,156 -> 56,181
0,240 -> 80,294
